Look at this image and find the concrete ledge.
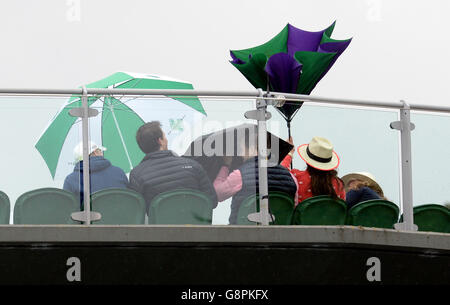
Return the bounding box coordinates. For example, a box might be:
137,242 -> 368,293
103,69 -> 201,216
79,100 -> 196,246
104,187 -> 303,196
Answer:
0,225 -> 448,251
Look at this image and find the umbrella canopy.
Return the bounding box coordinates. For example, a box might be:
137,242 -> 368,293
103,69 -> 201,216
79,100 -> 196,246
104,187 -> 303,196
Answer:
230,21 -> 351,132
183,123 -> 293,181
35,72 -> 206,179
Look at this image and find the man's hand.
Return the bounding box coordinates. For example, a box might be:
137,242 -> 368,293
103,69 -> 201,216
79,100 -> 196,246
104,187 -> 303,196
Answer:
287,137 -> 295,156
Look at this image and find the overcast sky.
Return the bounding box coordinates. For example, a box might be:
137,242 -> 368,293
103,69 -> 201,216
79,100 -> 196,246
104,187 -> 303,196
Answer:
0,0 -> 449,107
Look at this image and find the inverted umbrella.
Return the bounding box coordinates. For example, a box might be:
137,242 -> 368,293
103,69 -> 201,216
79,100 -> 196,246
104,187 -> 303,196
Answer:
230,21 -> 352,138
36,72 -> 206,179
183,123 -> 293,181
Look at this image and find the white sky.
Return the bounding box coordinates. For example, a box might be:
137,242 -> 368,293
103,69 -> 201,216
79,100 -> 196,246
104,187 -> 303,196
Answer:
0,0 -> 449,107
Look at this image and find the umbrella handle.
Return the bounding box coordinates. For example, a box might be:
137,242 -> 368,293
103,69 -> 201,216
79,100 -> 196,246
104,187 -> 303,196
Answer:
287,120 -> 293,169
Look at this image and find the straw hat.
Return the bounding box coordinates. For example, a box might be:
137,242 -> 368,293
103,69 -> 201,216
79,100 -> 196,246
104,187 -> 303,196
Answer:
73,141 -> 107,161
341,172 -> 383,195
297,136 -> 339,171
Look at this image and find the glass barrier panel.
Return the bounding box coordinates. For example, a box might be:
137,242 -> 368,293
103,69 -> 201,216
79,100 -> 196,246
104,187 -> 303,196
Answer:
0,95 -> 83,225
268,102 -> 401,226
410,111 -> 450,233
84,95 -> 259,226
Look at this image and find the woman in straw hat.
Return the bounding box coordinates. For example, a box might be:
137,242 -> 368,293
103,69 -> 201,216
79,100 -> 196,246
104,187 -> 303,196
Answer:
281,136 -> 345,205
341,172 -> 385,209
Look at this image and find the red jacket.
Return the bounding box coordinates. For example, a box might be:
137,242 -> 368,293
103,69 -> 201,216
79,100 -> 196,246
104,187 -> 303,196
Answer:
281,155 -> 345,205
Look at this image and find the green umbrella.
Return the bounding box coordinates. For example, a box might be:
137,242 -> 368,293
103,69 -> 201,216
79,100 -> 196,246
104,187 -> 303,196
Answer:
35,72 -> 206,179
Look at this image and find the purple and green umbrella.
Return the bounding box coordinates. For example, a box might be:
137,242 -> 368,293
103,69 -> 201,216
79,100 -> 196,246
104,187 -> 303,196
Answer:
230,21 -> 351,137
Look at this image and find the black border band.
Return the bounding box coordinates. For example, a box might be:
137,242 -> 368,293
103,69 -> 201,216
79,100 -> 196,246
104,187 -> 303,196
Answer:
306,146 -> 332,163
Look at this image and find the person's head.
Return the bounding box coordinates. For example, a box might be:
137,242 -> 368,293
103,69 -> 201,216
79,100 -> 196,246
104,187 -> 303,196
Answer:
297,137 -> 341,199
136,121 -> 168,153
73,141 -> 106,162
342,172 -> 385,198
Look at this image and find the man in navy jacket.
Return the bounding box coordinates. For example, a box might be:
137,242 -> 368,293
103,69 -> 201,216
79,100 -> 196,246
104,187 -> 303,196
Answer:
128,121 -> 217,212
63,142 -> 128,209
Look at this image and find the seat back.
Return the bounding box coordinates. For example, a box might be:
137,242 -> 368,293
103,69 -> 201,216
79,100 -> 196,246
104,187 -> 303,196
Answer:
411,204 -> 450,233
148,189 -> 213,225
0,191 -> 10,224
14,188 -> 79,224
292,195 -> 347,225
90,188 -> 146,224
236,192 -> 295,225
346,199 -> 399,229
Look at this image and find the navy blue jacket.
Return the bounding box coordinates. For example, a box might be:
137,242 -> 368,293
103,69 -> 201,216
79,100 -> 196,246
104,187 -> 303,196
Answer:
128,150 -> 218,211
346,186 -> 381,210
229,157 -> 297,224
63,156 -> 128,209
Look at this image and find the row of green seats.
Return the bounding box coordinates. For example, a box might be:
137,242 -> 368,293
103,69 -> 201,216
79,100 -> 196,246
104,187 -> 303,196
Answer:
0,188 -> 449,232
236,193 -> 450,233
0,188 -> 214,225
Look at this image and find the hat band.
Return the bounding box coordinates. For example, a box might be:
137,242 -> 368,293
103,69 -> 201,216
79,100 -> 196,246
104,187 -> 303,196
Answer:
306,146 -> 332,163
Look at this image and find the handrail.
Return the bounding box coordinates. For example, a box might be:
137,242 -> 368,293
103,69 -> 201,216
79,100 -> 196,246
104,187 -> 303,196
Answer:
0,88 -> 448,114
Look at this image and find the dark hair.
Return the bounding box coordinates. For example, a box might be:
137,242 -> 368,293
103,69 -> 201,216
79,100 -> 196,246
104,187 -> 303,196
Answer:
136,121 -> 163,153
307,165 -> 343,200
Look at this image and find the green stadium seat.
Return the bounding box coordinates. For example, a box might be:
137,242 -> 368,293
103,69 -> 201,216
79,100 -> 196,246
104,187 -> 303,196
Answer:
400,204 -> 450,233
90,188 -> 146,225
148,189 -> 213,225
292,195 -> 347,225
236,191 -> 295,225
0,191 -> 10,224
346,199 -> 399,229
14,188 -> 79,224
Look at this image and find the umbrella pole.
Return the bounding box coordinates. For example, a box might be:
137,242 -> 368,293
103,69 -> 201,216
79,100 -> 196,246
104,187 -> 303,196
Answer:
287,120 -> 293,169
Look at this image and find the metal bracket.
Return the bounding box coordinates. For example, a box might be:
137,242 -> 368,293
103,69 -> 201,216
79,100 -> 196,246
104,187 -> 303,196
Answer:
394,222 -> 418,231
390,121 -> 415,131
71,211 -> 102,223
69,107 -> 99,118
247,211 -> 275,224
244,110 -> 271,121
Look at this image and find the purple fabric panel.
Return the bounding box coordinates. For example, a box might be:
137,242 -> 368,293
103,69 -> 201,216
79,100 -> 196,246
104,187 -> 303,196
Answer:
287,24 -> 326,56
265,52 -> 302,93
317,39 -> 352,79
230,51 -> 246,64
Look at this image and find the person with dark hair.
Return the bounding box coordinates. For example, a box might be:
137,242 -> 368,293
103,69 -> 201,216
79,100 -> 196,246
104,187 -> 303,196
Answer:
128,121 -> 218,212
281,136 -> 345,204
63,141 -> 128,209
341,172 -> 385,209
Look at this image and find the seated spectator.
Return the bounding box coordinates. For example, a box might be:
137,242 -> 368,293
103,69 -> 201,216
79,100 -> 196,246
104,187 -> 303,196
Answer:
128,121 -> 217,212
214,138 -> 298,224
341,172 -> 385,209
63,141 -> 128,209
281,136 -> 345,204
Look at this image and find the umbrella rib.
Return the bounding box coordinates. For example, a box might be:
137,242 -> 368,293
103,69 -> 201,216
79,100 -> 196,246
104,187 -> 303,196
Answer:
108,103 -> 134,170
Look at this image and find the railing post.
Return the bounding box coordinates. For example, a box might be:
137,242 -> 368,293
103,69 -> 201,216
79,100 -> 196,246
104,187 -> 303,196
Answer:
244,89 -> 273,225
70,87 -> 102,224
391,100 -> 418,231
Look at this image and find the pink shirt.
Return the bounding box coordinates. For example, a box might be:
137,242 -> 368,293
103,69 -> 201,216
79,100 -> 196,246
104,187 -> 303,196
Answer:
213,166 -> 299,204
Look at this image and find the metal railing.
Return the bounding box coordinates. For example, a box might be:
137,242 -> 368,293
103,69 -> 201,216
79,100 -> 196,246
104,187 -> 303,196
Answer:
1,87 -> 449,230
